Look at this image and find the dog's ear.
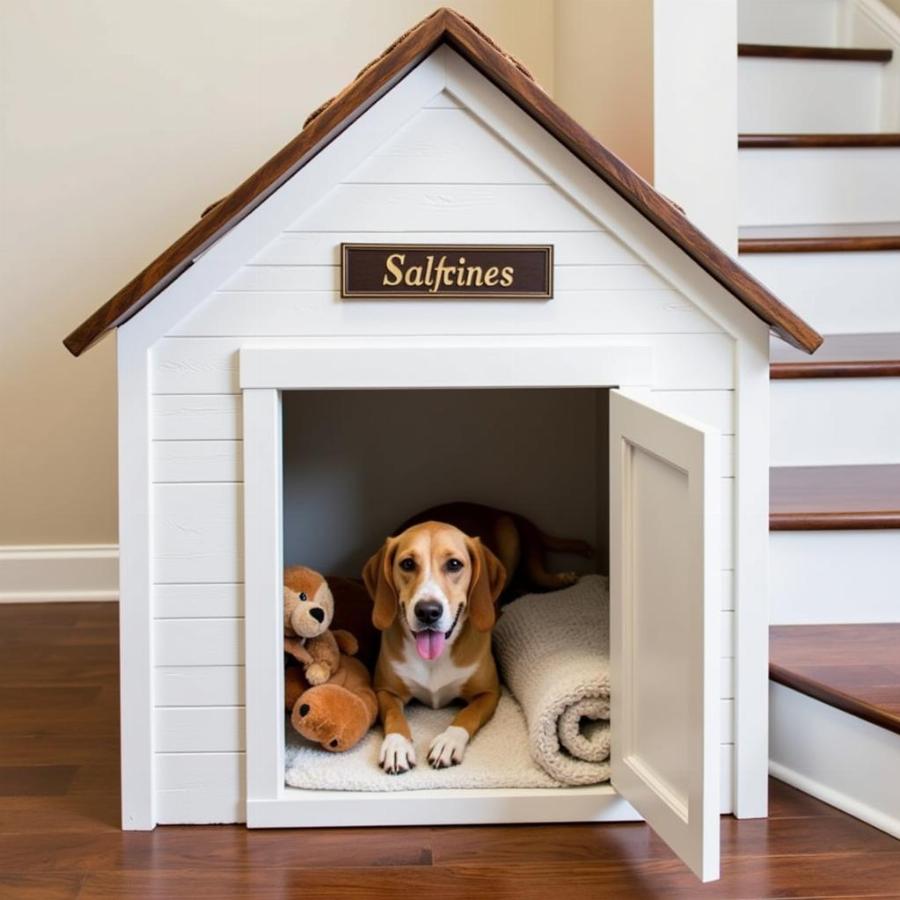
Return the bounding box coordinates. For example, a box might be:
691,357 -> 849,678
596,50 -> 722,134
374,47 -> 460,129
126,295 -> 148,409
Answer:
363,538 -> 399,631
465,537 -> 506,632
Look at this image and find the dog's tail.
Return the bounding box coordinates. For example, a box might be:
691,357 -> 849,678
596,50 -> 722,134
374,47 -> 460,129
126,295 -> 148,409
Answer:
516,518 -> 594,591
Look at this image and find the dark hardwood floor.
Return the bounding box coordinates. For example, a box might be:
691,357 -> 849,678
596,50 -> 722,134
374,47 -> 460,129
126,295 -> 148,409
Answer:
2,602 -> 899,899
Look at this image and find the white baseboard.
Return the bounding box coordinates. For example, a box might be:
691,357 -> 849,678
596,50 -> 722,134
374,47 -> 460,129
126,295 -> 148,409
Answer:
0,544 -> 119,602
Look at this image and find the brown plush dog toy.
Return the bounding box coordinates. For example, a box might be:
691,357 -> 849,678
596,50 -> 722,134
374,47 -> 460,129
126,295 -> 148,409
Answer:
284,565 -> 377,752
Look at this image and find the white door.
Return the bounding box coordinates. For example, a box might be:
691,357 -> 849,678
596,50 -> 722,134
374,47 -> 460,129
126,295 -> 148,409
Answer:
609,389 -> 721,882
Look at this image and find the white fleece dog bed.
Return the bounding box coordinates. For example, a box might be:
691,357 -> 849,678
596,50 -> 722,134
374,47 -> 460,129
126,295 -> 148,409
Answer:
285,689 -> 563,791
493,575 -> 611,786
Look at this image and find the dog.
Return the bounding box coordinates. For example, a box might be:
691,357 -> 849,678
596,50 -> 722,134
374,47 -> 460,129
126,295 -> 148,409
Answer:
363,521 -> 506,774
395,501 -> 593,601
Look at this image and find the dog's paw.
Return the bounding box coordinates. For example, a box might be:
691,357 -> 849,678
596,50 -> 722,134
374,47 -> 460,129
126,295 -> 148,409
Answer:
379,733 -> 416,774
428,725 -> 470,769
305,663 -> 330,686
556,571 -> 579,587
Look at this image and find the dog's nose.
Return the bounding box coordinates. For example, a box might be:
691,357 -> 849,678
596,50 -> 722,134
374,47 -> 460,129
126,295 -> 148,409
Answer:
309,607 -> 325,623
414,599 -> 443,625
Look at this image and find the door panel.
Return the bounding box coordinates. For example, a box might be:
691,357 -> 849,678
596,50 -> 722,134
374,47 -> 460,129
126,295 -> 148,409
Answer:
609,389 -> 721,882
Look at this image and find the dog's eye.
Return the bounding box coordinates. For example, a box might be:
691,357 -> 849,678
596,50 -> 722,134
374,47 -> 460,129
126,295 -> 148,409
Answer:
445,558 -> 464,573
298,592 -> 307,602
399,558 -> 416,572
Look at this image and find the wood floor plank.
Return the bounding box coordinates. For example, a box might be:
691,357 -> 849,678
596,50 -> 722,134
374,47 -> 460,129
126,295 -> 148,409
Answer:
19,625 -> 119,647
1,705 -> 119,734
0,657 -> 118,688
0,604 -> 87,628
766,778 -> 844,819
0,765 -> 78,797
75,852 -> 900,900
0,827 -> 432,872
0,873 -> 84,900
0,794 -> 121,834
66,764 -> 121,796
430,815 -> 900,866
0,732 -> 120,767
0,686 -> 104,711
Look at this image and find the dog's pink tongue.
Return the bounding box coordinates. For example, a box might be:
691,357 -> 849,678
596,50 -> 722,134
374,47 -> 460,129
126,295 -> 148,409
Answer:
415,630 -> 446,660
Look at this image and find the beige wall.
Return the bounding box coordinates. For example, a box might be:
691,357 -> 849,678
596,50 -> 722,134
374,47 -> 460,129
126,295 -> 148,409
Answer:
885,0 -> 900,15
555,0 -> 653,181
0,0 -> 658,547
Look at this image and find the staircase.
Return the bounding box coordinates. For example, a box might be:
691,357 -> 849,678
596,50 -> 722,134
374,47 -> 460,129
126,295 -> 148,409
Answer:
737,0 -> 900,837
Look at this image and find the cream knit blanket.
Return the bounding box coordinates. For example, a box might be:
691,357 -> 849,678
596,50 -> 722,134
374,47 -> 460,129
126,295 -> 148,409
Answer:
493,575 -> 611,786
284,689 -> 562,791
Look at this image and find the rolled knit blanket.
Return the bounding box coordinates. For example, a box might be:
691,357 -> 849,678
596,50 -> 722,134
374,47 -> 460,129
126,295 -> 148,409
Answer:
493,575 -> 611,786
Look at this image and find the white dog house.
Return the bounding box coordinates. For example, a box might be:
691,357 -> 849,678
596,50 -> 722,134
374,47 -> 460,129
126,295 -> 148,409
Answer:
65,9 -> 820,882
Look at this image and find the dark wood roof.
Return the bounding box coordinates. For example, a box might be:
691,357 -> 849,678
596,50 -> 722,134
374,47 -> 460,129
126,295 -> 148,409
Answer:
64,7 -> 822,356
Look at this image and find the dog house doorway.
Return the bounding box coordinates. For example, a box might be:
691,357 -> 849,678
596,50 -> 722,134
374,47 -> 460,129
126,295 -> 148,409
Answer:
281,387 -> 605,589
240,339 -> 721,881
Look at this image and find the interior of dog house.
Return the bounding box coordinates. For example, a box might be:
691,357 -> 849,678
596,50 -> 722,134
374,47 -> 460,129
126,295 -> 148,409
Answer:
63,9 -> 821,883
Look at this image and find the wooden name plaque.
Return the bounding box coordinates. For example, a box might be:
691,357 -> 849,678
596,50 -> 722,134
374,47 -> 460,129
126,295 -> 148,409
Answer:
341,244 -> 553,299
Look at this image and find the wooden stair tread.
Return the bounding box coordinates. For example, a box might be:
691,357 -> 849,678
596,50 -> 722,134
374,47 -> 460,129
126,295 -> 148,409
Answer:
740,223 -> 900,253
770,624 -> 900,735
770,465 -> 900,530
740,133 -> 900,149
771,333 -> 900,379
738,43 -> 893,63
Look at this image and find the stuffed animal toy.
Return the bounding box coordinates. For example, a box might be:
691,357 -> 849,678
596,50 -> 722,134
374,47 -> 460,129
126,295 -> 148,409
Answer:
283,566 -> 377,752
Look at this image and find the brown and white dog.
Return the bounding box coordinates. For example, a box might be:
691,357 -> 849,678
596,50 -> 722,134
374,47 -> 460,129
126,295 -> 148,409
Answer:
363,521 -> 506,774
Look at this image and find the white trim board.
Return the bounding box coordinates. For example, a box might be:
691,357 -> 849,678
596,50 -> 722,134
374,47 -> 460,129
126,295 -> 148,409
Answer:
250,784 -> 639,828
0,544 -> 118,602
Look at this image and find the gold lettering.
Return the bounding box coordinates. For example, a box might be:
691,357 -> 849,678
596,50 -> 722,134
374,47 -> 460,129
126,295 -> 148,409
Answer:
382,253 -> 405,287
434,255 -> 452,293
377,250 -> 530,293
456,257 -> 467,287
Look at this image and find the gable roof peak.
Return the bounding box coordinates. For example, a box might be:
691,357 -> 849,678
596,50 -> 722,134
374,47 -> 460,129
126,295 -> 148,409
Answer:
64,7 -> 820,356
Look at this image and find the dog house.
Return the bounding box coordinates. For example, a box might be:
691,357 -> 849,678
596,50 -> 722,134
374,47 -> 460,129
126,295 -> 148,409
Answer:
64,9 -> 821,882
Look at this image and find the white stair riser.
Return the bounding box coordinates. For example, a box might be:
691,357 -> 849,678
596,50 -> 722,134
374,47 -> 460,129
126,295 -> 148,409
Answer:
739,58 -> 883,133
741,251 -> 900,334
740,147 -> 900,226
739,0 -> 841,46
770,529 -> 900,624
772,378 -> 900,466
770,684 -> 900,840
